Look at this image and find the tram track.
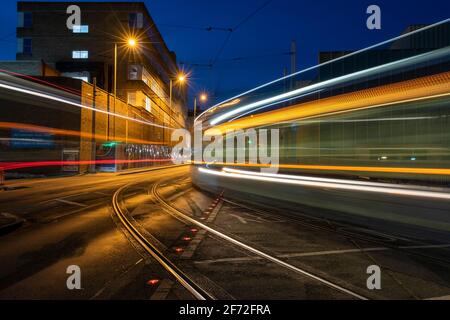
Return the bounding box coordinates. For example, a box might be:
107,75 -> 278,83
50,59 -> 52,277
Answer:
112,172 -> 450,300
150,180 -> 369,300
112,183 -> 214,300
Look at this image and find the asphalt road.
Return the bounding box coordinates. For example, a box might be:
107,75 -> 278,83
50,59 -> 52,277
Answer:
1,165 -> 450,300
0,165 -> 192,299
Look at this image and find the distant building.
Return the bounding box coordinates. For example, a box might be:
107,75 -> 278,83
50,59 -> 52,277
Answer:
318,23 -> 450,81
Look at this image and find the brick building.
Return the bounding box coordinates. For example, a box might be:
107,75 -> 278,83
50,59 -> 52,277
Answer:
0,2 -> 187,175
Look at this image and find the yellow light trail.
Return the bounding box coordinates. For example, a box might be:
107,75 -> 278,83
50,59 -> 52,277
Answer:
0,122 -> 164,145
205,71 -> 450,135
191,161 -> 450,176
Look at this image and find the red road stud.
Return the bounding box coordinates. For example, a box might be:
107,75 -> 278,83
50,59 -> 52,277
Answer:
182,236 -> 192,241
147,279 -> 159,285
175,247 -> 184,253
191,228 -> 198,233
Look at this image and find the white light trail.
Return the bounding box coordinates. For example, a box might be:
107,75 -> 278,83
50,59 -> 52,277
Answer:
209,47 -> 450,126
0,82 -> 174,130
196,18 -> 450,123
199,167 -> 450,200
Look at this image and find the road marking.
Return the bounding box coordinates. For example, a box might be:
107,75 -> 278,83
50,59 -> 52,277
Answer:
194,244 -> 450,265
54,198 -> 88,207
229,213 -> 249,224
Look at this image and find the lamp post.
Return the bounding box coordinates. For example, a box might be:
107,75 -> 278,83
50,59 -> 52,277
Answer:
193,93 -> 207,119
169,74 -> 186,110
167,74 -> 186,144
111,38 -> 138,143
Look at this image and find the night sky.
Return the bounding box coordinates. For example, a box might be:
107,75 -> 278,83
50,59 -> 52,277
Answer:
0,0 -> 449,108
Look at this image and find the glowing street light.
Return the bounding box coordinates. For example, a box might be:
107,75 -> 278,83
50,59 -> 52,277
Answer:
127,38 -> 137,48
113,38 -> 139,143
169,73 -> 187,110
194,93 -> 208,119
177,74 -> 186,82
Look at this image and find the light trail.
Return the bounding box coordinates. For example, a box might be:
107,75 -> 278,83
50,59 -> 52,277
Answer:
195,18 -> 450,123
0,68 -> 83,96
191,161 -> 450,176
227,89 -> 323,123
222,168 -> 450,192
0,82 -> 175,130
208,47 -> 450,125
198,167 -> 450,200
0,159 -> 172,171
205,72 -> 450,135
0,122 -> 164,146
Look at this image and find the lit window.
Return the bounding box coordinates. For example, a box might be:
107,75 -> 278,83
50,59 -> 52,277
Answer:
73,25 -> 89,33
128,92 -> 137,105
72,51 -> 88,59
145,96 -> 151,112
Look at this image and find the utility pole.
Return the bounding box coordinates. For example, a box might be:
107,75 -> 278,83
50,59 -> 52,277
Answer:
193,97 -> 197,119
290,40 -> 297,74
290,41 -> 297,90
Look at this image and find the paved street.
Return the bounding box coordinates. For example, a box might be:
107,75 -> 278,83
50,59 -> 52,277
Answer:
2,165 -> 450,300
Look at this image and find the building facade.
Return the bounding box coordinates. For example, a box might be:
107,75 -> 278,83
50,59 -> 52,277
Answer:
16,1 -> 186,137
0,2 -> 188,176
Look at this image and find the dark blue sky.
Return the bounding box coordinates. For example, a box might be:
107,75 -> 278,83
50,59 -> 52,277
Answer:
0,0 -> 449,106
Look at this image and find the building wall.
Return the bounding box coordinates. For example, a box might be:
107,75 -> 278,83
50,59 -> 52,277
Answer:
0,60 -> 59,76
16,1 -> 187,142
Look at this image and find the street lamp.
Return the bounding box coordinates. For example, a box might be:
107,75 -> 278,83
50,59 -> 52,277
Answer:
194,93 -> 208,119
112,38 -> 138,143
127,38 -> 137,47
114,38 -> 138,100
169,72 -> 187,111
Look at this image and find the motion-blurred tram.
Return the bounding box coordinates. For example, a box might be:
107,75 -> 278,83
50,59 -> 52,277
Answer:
192,20 -> 450,242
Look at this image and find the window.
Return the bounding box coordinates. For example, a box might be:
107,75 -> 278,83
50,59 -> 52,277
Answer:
24,12 -> 32,28
128,92 -> 137,105
129,12 -> 143,28
23,38 -> 32,54
73,25 -> 89,33
145,96 -> 151,112
72,51 -> 88,59
16,38 -> 23,53
17,38 -> 32,55
17,12 -> 32,28
128,65 -> 139,80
